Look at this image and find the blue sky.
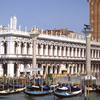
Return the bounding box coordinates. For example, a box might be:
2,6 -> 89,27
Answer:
0,0 -> 89,34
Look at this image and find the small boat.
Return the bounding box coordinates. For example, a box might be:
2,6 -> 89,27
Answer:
9,84 -> 25,88
27,85 -> 40,90
24,90 -> 54,96
82,87 -> 96,92
49,84 -> 59,90
70,85 -> 81,91
54,89 -> 82,98
57,86 -> 69,91
96,87 -> 100,93
0,87 -> 26,95
40,85 -> 49,90
0,84 -> 8,91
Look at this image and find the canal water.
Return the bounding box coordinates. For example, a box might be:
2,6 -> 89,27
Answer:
0,92 -> 100,100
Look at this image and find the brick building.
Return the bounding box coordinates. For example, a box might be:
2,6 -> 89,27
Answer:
87,0 -> 100,42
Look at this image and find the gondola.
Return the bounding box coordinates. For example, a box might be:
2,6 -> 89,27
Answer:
82,87 -> 96,92
96,87 -> 100,93
27,85 -> 40,90
9,84 -> 25,88
24,90 -> 54,96
0,84 -> 9,91
54,89 -> 82,98
49,84 -> 59,90
57,86 -> 69,91
40,85 -> 50,90
0,87 -> 26,95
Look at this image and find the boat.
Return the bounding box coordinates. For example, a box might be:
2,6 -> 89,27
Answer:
82,87 -> 96,92
57,86 -> 69,91
96,87 -> 100,93
0,84 -> 8,91
0,87 -> 26,95
24,90 -> 54,96
40,85 -> 50,90
27,85 -> 40,90
49,84 -> 59,90
9,84 -> 25,88
53,89 -> 82,98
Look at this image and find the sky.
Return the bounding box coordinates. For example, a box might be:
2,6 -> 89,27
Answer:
0,0 -> 89,35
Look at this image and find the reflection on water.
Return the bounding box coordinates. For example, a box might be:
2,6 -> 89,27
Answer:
0,92 -> 100,100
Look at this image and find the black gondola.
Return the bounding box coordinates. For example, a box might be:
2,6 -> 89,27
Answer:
54,89 -> 82,98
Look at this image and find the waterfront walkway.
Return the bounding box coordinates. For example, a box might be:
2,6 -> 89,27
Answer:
53,75 -> 100,85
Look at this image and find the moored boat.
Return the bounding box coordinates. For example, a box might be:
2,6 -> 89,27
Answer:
9,84 -> 25,88
24,90 -> 53,96
54,89 -> 82,98
0,87 -> 26,95
27,85 -> 40,90
96,87 -> 100,93
57,86 -> 69,91
0,84 -> 9,91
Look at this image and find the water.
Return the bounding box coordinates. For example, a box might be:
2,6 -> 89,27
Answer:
0,92 -> 100,100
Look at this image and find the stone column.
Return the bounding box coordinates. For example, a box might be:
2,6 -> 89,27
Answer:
91,64 -> 94,73
83,30 -> 92,75
28,43 -> 32,55
63,46 -> 66,56
36,44 -> 38,55
58,46 -> 62,56
82,48 -> 84,58
78,48 -> 81,57
7,61 -> 14,77
0,42 -> 4,54
17,42 -> 21,54
91,49 -> 94,58
20,64 -> 24,72
45,64 -> 48,75
45,45 -> 48,56
7,40 -> 15,54
67,47 -> 70,57
59,64 -> 62,74
40,64 -> 43,75
54,66 -> 57,74
71,48 -> 74,57
75,48 -> 77,57
75,64 -> 77,73
95,50 -> 97,58
23,42 -> 27,54
79,64 -> 81,73
97,50 -> 99,58
40,44 -> 43,55
0,64 -> 3,77
49,45 -> 53,56
71,66 -> 73,74
54,45 -> 57,56
82,64 -> 84,73
50,65 -> 53,74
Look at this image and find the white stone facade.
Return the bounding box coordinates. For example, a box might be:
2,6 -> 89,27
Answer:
0,16 -> 100,77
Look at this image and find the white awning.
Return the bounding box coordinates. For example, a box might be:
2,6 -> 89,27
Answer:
25,68 -> 43,71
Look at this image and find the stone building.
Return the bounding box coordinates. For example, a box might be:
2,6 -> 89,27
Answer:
0,16 -> 100,77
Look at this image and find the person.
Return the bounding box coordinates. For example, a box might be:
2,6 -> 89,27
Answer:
68,74 -> 70,81
14,73 -> 16,77
95,73 -> 97,78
